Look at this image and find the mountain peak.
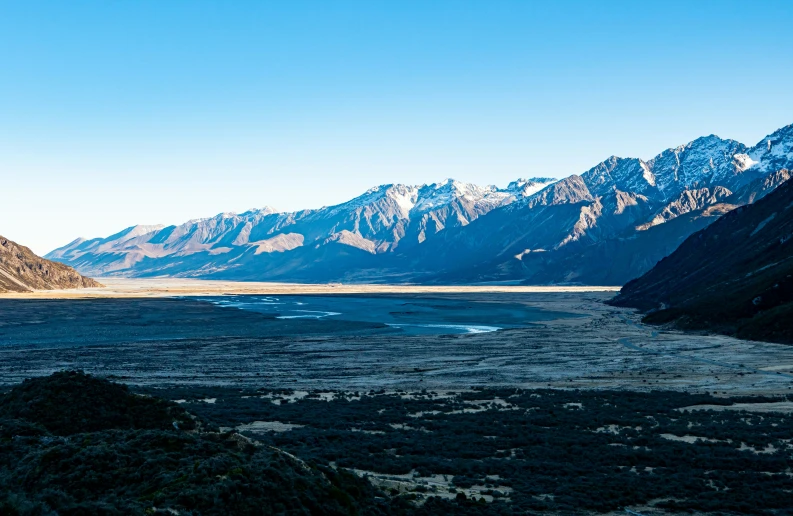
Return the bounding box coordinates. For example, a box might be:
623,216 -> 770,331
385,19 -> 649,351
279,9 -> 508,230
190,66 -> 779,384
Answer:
506,177 -> 558,197
249,206 -> 279,215
748,123 -> 793,173
581,156 -> 650,198
101,224 -> 165,244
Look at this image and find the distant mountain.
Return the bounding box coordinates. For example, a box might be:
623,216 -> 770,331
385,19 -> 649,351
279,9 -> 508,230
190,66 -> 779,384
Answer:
47,178 -> 557,279
0,235 -> 102,293
610,174 -> 793,344
47,122 -> 793,285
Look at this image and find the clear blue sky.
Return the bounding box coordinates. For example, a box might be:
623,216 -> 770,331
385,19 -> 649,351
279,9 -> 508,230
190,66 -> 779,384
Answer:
2,1 -> 792,254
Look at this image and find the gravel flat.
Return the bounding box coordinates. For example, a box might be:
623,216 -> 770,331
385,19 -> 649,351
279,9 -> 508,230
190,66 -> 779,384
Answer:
2,290 -> 793,395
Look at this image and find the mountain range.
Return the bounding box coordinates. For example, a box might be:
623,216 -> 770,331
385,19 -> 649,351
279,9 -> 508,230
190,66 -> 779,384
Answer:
0,235 -> 102,293
48,123 -> 793,285
611,173 -> 793,344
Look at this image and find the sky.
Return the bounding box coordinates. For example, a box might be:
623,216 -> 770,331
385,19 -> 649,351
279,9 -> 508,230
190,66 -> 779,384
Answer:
1,1 -> 792,254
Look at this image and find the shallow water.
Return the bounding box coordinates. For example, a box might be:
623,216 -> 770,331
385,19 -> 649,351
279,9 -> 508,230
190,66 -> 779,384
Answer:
196,295 -> 579,335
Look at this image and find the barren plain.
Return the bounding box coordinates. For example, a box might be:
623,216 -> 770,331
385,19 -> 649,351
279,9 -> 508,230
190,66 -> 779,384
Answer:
1,279 -> 792,396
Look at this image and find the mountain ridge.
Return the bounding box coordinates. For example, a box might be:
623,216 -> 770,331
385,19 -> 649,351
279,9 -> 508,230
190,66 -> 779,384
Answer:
47,122 -> 793,285
47,178 -> 559,276
397,124 -> 793,285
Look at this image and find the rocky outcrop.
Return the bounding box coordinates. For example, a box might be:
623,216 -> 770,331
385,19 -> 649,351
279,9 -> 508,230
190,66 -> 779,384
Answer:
0,236 -> 102,293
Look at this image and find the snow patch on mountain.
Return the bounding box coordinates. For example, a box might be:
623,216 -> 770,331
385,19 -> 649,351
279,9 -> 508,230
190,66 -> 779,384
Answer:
506,177 -> 559,197
733,153 -> 759,170
748,124 -> 793,173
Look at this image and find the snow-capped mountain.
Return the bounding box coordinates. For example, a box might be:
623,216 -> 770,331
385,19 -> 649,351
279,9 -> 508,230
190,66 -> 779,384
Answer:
47,122 -> 793,285
48,178 -> 558,278
403,123 -> 793,285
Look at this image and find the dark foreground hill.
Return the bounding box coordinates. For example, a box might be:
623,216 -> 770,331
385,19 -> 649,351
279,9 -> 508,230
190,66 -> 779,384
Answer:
0,236 -> 101,293
611,174 -> 793,344
0,372 -> 400,515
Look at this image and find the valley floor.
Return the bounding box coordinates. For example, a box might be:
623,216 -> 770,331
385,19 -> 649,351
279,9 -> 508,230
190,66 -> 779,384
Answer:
3,287 -> 793,514
1,288 -> 792,396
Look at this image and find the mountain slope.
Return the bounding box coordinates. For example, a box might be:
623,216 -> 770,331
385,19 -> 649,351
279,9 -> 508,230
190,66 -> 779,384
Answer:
0,236 -> 102,293
610,174 -> 793,344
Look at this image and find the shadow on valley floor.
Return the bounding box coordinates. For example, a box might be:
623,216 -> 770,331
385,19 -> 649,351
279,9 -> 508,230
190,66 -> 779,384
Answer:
0,297 -> 388,348
0,294 -> 579,347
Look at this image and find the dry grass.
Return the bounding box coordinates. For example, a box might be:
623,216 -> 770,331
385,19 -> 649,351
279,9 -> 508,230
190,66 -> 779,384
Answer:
0,277 -> 620,299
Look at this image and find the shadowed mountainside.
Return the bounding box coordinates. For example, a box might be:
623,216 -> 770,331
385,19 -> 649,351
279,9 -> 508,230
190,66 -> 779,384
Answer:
0,235 -> 102,293
611,175 -> 793,344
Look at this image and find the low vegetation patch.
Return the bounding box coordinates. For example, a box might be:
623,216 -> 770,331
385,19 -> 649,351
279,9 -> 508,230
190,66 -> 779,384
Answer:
153,385 -> 793,514
3,372 -> 793,514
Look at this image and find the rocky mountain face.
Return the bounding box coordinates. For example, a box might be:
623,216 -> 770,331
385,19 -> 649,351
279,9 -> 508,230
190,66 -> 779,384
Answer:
0,236 -> 102,293
610,175 -> 793,344
47,123 -> 793,285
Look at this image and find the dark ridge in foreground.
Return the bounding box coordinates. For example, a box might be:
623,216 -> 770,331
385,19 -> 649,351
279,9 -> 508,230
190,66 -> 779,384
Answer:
610,174 -> 793,344
0,370 -> 196,435
0,372 -> 402,515
0,235 -> 102,293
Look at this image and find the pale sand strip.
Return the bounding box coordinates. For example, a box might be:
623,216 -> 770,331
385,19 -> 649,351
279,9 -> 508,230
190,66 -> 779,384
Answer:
0,277 -> 620,299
